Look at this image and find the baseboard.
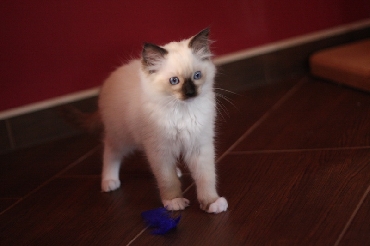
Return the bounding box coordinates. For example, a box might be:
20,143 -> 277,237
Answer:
1,19 -> 369,153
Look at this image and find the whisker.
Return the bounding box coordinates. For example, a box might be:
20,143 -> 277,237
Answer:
215,100 -> 227,122
163,96 -> 178,109
216,93 -> 239,111
215,98 -> 230,118
214,87 -> 240,96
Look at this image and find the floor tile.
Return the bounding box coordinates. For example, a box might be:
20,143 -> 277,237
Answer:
338,188 -> 370,245
134,149 -> 370,245
0,177 -> 152,245
233,78 -> 370,151
215,79 -> 297,155
62,147 -> 151,177
0,135 -> 99,204
1,163 -> 195,245
0,198 -> 19,213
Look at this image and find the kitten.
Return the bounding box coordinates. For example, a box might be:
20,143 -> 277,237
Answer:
99,28 -> 227,213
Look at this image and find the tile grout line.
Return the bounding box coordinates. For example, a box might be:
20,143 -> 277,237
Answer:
216,78 -> 306,163
54,145 -> 102,177
124,79 -> 305,245
229,146 -> 370,155
126,227 -> 149,246
0,145 -> 100,216
333,184 -> 370,246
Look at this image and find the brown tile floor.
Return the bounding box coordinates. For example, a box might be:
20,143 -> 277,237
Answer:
1,77 -> 369,245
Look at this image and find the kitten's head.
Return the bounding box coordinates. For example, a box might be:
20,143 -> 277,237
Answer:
141,28 -> 216,101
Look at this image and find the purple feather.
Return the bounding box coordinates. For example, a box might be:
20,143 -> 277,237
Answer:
141,207 -> 181,235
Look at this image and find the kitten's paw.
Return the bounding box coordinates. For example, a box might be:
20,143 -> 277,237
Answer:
206,197 -> 228,214
163,198 -> 190,211
101,179 -> 121,192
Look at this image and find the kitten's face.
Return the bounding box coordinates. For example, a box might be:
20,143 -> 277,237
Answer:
141,28 -> 215,101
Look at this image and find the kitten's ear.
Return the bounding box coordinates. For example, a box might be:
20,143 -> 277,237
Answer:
141,43 -> 168,73
189,28 -> 212,60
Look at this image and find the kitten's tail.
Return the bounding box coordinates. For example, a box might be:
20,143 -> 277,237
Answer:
59,105 -> 103,135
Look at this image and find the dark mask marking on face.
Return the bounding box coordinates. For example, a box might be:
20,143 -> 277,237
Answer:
182,78 -> 197,99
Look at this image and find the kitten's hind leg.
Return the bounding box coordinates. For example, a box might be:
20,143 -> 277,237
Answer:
101,142 -> 127,192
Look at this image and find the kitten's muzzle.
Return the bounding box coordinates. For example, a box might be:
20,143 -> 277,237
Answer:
183,78 -> 197,99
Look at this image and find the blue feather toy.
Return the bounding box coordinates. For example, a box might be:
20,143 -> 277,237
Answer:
141,207 -> 181,235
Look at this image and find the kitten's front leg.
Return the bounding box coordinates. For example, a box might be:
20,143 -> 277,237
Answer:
187,144 -> 228,214
147,150 -> 189,211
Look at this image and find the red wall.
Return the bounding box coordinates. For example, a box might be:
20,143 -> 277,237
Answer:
1,0 -> 370,112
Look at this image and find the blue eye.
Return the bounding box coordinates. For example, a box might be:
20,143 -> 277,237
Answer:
169,77 -> 180,85
193,71 -> 202,80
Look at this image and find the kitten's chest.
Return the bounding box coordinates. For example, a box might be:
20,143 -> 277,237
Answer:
146,100 -> 214,142
164,107 -> 204,137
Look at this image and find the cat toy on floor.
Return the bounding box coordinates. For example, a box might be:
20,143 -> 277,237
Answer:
141,207 -> 181,235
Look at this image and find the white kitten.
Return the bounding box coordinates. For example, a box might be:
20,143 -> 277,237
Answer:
98,29 -> 227,213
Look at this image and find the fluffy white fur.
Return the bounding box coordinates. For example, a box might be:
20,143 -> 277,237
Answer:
98,29 -> 227,213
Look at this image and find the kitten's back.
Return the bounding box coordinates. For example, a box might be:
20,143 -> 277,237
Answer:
98,60 -> 143,140
99,60 -> 141,114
